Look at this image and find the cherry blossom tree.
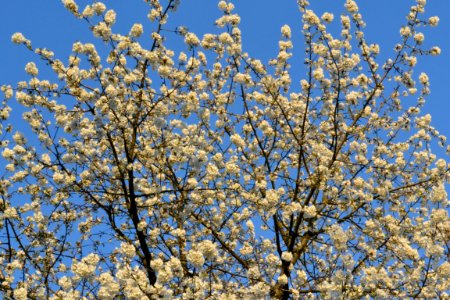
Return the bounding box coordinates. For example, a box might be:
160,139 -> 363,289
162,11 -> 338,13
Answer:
1,0 -> 449,299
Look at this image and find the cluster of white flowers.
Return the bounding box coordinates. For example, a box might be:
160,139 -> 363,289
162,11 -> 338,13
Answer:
321,12 -> 334,23
11,32 -> 27,44
187,249 -> 205,268
92,2 -> 106,15
230,133 -> 245,148
104,9 -> 116,25
120,242 -> 136,258
281,24 -> 291,39
185,32 -> 200,46
419,72 -> 429,84
198,240 -> 218,260
62,0 -> 78,15
71,253 -> 100,278
302,205 -> 317,218
312,67 -> 324,80
430,46 -> 441,55
129,23 -> 143,37
328,224 -> 348,251
98,273 -> 120,298
345,0 -> 359,13
414,32 -> 425,44
13,286 -> 28,300
303,10 -> 320,26
24,62 -> 38,76
281,251 -> 293,262
429,16 -> 439,26
400,26 -> 412,37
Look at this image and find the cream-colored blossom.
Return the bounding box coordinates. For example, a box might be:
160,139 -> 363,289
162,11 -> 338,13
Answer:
92,2 -> 106,15
430,46 -> 441,55
187,250 -> 205,268
104,9 -> 116,25
281,25 -> 291,39
429,16 -> 439,26
62,0 -> 78,14
419,72 -> 429,85
230,133 -> 245,148
71,253 -> 99,278
414,32 -> 425,44
281,251 -> 293,262
321,12 -> 334,23
11,32 -> 26,44
345,0 -> 359,13
303,10 -> 320,26
400,26 -> 411,37
185,33 -> 200,46
13,286 -> 28,300
218,1 -> 227,11
25,62 -> 38,76
313,67 -> 324,80
129,23 -> 143,37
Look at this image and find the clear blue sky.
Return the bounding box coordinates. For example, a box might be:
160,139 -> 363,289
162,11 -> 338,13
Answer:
1,0 -> 449,147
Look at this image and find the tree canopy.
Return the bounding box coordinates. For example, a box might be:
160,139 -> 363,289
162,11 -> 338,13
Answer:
0,0 -> 449,299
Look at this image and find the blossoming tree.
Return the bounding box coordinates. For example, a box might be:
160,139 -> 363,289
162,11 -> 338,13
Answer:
1,0 -> 449,299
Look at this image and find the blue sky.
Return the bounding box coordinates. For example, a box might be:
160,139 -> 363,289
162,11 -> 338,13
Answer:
1,0 -> 449,148
0,1 -> 449,290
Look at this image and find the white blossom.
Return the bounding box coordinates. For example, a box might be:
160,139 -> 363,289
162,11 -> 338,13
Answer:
429,16 -> 439,26
129,23 -> 143,37
187,250 -> 205,268
430,46 -> 441,55
281,25 -> 291,39
11,32 -> 26,44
